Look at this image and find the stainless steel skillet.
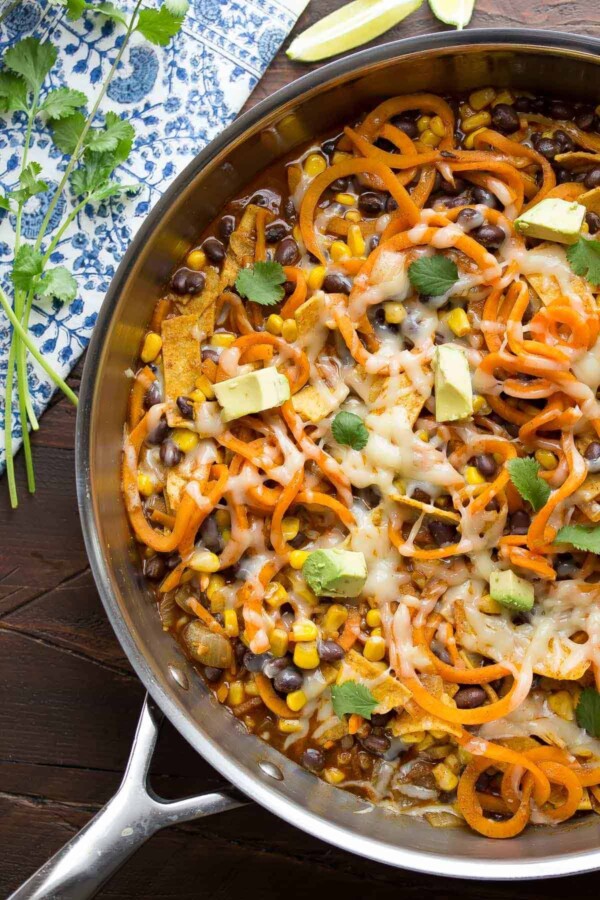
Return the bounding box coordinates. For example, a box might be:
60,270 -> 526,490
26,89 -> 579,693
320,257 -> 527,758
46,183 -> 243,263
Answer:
10,28 -> 600,899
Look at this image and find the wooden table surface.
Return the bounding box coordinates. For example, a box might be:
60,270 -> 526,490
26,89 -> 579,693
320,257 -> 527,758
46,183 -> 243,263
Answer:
2,1 -> 600,897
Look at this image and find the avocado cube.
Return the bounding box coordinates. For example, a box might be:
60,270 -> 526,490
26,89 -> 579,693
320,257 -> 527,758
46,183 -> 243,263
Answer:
514,198 -> 586,245
489,569 -> 534,612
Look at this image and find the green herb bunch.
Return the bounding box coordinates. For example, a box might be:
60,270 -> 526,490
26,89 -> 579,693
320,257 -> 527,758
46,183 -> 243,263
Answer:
0,0 -> 188,507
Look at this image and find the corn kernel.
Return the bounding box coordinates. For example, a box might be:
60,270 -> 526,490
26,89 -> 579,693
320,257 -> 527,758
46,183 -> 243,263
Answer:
447,307 -> 471,337
307,266 -> 326,290
266,314 -> 284,335
245,678 -> 259,696
281,517 -> 300,543
270,627 -> 289,657
417,115 -> 431,133
428,115 -> 446,138
366,609 -> 381,628
172,429 -> 199,453
402,730 -> 425,744
282,319 -> 298,342
548,690 -> 575,721
347,223 -> 365,257
296,584 -> 318,606
210,332 -> 236,348
469,87 -> 496,111
189,389 -> 206,404
433,762 -> 459,792
445,752 -> 460,773
287,164 -> 302,193
345,210 -> 362,222
383,301 -> 406,325
324,767 -> 346,784
194,373 -> 215,399
294,639 -> 319,669
186,249 -> 207,270
206,574 -> 226,601
221,528 -> 231,543
472,394 -> 491,414
363,635 -> 386,662
535,449 -> 558,470
216,683 -> 229,703
189,549 -> 220,573
330,240 -> 351,262
304,152 -> 327,177
224,609 -> 239,637
228,681 -> 245,706
459,102 -> 475,119
335,192 -> 356,206
287,689 -> 307,711
479,593 -> 503,615
322,603 -> 348,633
292,619 -> 319,642
417,429 -> 429,443
462,110 -> 492,133
493,90 -> 514,106
332,150 -> 351,164
419,129 -> 441,148
465,465 -> 485,485
289,549 -> 309,570
416,734 -> 436,752
370,627 -> 382,638
464,126 -> 487,150
141,332 -> 162,363
278,718 -> 303,733
137,472 -> 155,497
264,582 -> 288,608
215,509 -> 230,529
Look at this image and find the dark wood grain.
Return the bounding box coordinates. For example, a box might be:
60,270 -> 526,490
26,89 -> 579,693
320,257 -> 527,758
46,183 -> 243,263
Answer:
2,2 -> 600,896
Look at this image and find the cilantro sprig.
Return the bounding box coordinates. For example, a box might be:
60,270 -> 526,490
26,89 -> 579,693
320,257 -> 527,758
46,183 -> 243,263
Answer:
331,681 -> 378,720
0,2 -> 188,508
408,255 -> 459,297
235,261 -> 286,306
567,237 -> 600,286
331,411 -> 369,451
507,457 -> 551,512
576,688 -> 600,738
555,524 -> 600,554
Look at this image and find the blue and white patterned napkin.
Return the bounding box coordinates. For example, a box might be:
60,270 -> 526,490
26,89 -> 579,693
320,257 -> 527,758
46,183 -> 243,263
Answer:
0,0 -> 309,470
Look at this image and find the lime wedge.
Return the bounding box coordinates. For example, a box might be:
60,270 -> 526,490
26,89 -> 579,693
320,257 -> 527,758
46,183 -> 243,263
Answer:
286,0 -> 424,63
428,0 -> 475,29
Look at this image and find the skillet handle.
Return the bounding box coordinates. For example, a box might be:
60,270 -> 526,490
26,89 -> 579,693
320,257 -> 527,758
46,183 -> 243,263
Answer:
8,695 -> 246,900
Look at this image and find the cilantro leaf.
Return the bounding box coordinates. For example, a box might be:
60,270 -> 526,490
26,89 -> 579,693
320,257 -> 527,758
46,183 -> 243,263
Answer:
164,0 -> 189,14
10,162 -> 48,204
136,6 -> 184,45
0,194 -> 10,211
331,411 -> 369,451
51,111 -> 86,154
576,687 -> 600,738
38,266 -> 78,302
0,72 -> 29,114
408,255 -> 459,297
506,457 -> 551,512
235,261 -> 285,306
566,237 -> 600,286
4,38 -> 56,93
331,681 -> 378,720
555,524 -> 600,554
65,0 -> 89,19
12,245 -> 44,292
85,111 -> 134,154
95,2 -> 129,25
40,88 -> 87,120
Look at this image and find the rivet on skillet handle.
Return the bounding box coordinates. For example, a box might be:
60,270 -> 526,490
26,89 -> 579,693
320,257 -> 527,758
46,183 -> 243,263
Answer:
8,696 -> 247,900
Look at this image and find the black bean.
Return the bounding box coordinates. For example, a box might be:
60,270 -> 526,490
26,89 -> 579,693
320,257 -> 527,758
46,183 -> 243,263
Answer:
368,235 -> 380,253
390,116 -> 419,139
509,509 -> 531,535
514,97 -> 532,113
555,167 -> 572,184
317,639 -> 345,662
411,487 -> 431,503
356,486 -> 382,509
454,686 -> 487,709
438,177 -> 467,197
428,520 -> 458,547
274,236 -> 299,266
176,396 -> 194,420
386,196 -> 398,212
370,712 -> 391,727
284,197 -> 297,221
585,168 -> 600,190
554,129 -> 575,153
250,192 -> 269,207
160,439 -> 183,468
361,733 -> 390,755
243,651 -> 271,673
555,554 -> 577,579
265,221 -> 289,244
471,223 -> 505,249
273,666 -> 303,694
165,552 -> 181,570
586,212 -> 600,235
474,453 -> 497,478
147,416 -> 169,445
218,215 -> 235,242
302,748 -> 325,772
322,273 -> 351,294
434,332 -> 446,345
358,191 -> 386,215
340,735 -> 354,751
585,441 -> 600,473
262,656 -> 290,679
456,207 -> 484,231
443,191 -> 474,209
472,186 -> 498,209
199,514 -> 224,555
329,177 -> 348,192
575,110 -> 597,131
491,103 -> 520,134
204,665 -> 222,683
283,280 -> 295,296
549,99 -> 573,120
144,555 -> 166,581
143,381 -> 161,409
170,267 -> 205,296
321,137 -> 339,158
536,138 -> 559,160
202,237 -> 225,264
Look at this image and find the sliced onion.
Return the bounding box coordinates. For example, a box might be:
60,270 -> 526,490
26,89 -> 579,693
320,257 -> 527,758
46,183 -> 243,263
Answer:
183,622 -> 233,669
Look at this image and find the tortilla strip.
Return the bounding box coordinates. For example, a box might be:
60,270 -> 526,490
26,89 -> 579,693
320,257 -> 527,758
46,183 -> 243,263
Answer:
525,244 -> 596,314
182,265 -> 219,334
579,187 -> 600,215
554,151 -> 600,169
219,204 -> 265,292
295,294 -> 326,337
161,313 -> 203,427
166,469 -> 186,512
336,649 -> 411,714
292,384 -> 339,424
391,493 -> 460,524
